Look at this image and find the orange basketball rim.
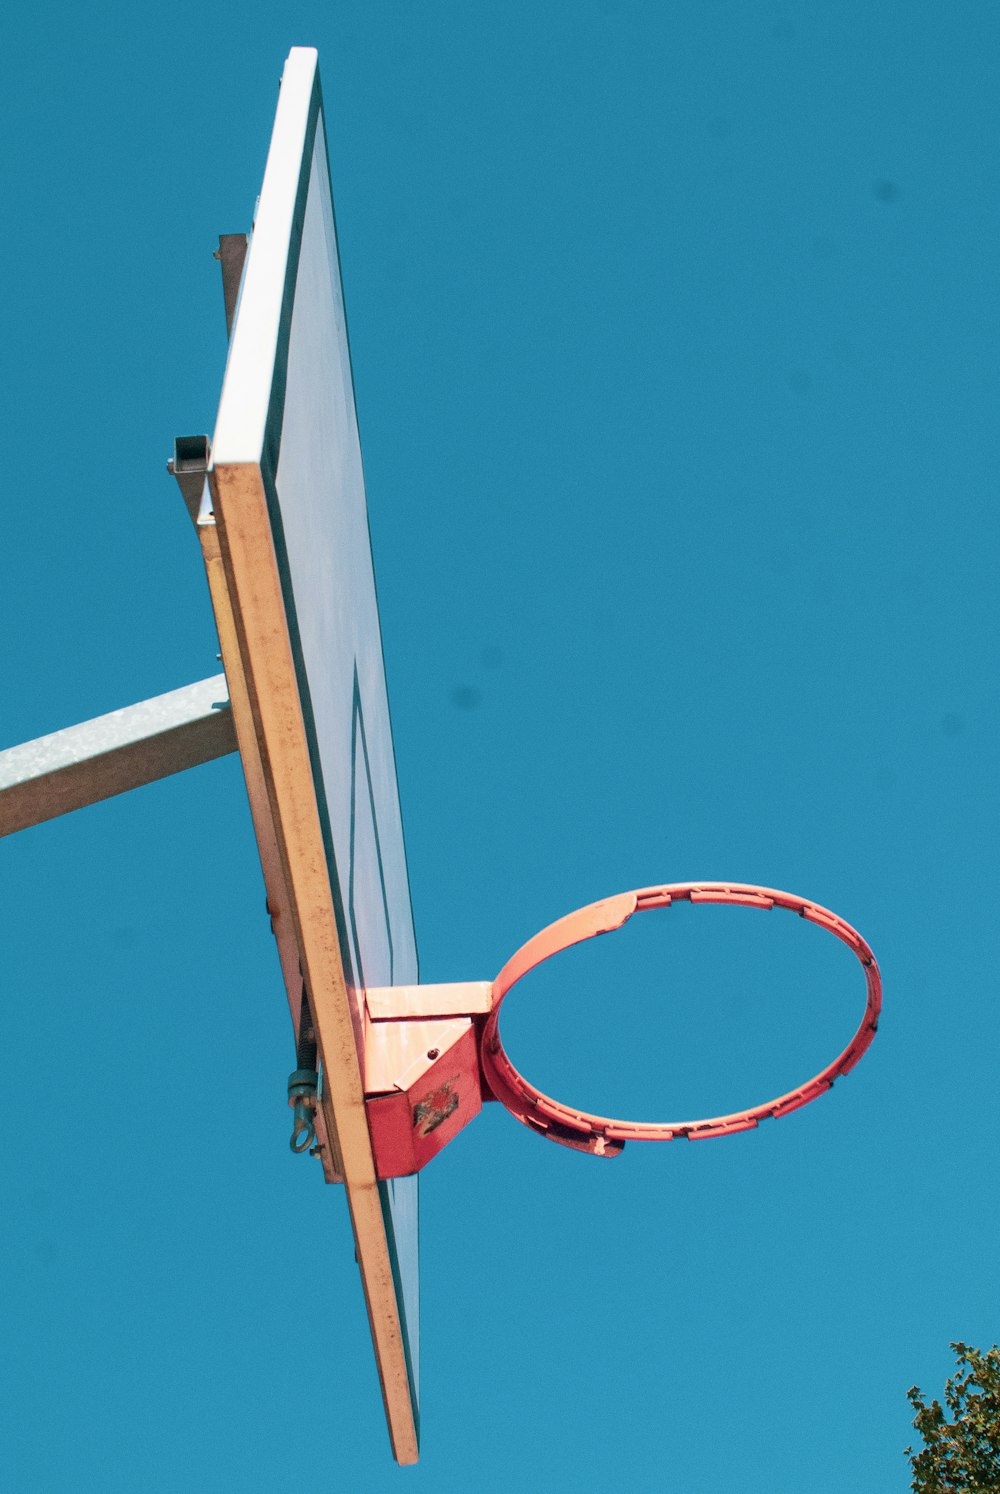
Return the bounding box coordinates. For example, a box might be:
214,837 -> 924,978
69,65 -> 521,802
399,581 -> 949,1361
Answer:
479,882 -> 882,1157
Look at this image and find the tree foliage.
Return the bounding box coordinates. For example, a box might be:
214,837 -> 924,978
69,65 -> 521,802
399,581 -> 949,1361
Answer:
906,1342 -> 1000,1492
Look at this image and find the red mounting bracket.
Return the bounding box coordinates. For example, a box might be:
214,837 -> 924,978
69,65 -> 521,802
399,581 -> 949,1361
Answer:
363,981 -> 495,1178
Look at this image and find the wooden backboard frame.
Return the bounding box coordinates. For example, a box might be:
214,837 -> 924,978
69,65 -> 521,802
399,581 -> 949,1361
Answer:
201,473 -> 418,1463
201,46 -> 420,1464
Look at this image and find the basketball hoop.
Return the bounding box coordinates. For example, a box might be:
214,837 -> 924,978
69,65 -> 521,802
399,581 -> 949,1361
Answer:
479,882 -> 882,1156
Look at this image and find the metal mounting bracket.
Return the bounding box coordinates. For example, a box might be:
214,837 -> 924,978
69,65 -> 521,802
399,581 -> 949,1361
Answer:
361,982 -> 494,1178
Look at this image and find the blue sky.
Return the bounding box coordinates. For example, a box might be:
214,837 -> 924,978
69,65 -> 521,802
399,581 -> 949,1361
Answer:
2,4 -> 998,1490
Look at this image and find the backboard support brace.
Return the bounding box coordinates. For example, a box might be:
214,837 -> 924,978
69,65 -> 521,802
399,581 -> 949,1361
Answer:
0,675 -> 236,837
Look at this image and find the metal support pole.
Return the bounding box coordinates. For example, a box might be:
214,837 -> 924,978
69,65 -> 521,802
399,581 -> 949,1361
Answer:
0,675 -> 236,836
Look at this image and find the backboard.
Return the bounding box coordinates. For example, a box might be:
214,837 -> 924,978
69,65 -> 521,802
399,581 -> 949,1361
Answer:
204,48 -> 420,1462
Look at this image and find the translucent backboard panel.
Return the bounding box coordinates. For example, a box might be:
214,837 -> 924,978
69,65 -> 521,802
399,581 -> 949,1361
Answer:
209,47 -> 419,1458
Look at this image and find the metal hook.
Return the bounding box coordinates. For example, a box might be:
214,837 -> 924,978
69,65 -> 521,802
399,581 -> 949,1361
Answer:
287,1068 -> 319,1154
